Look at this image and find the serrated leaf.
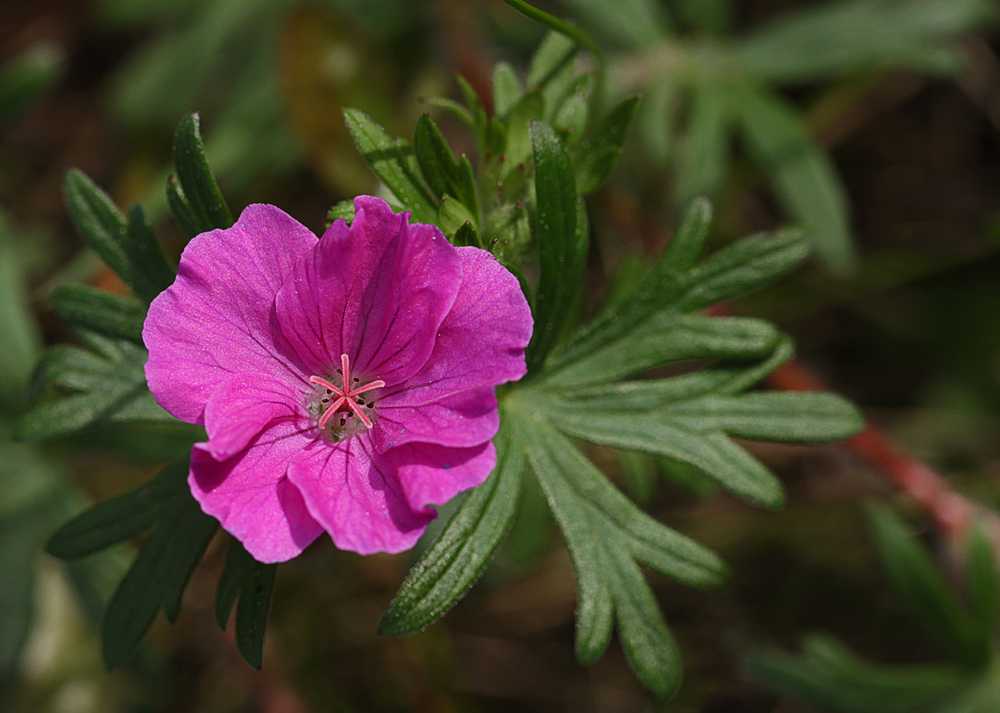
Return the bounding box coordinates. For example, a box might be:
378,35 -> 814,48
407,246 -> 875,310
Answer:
738,87 -> 854,273
325,200 -> 355,227
867,504 -> 989,668
526,122 -> 589,372
46,462 -> 189,559
576,96 -> 639,194
172,113 -> 233,233
344,108 -> 437,224
379,418 -> 524,635
50,285 -> 146,343
492,61 -> 523,120
102,492 -> 217,668
18,335 -> 174,441
64,170 -> 175,304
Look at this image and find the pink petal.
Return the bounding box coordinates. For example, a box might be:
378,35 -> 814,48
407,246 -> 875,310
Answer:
371,386 -> 499,452
144,205 -> 317,424
377,247 -> 531,409
287,433 -> 435,555
189,419 -> 323,563
274,196 -> 462,387
203,372 -> 308,460
385,439 -> 496,512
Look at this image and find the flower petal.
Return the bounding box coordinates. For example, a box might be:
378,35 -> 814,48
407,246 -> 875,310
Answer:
274,196 -> 462,387
287,433 -> 435,555
203,373 -> 309,460
144,205 -> 317,423
385,439 -> 496,512
377,247 -> 531,409
371,386 -> 499,452
190,418 -> 324,563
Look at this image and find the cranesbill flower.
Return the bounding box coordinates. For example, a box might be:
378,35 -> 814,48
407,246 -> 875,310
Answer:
143,196 -> 532,562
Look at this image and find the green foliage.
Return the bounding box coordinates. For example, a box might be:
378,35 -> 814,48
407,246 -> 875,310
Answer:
169,113 -> 234,235
559,0 -> 995,272
747,509 -> 1000,712
215,539 -> 277,669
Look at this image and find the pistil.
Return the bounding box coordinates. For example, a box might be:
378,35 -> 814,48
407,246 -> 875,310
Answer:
310,353 -> 385,429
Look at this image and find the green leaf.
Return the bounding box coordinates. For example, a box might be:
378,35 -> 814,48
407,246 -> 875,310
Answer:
0,211 -> 43,407
746,633 -> 969,713
558,0 -> 670,49
455,75 -> 490,152
674,81 -> 731,209
512,411 -> 726,696
867,504 -> 989,668
551,72 -> 593,136
526,122 -> 589,372
344,108 -> 437,224
735,0 -> 995,84
234,553 -> 276,670
0,42 -> 64,128
172,113 -> 233,233
502,90 -> 545,181
379,418 -> 524,635
166,176 -> 202,239
102,491 -> 217,668
576,96 -> 639,194
509,5 -> 601,65
50,285 -> 146,343
215,538 -> 276,669
452,221 -> 483,248
965,525 -> 999,635
492,61 -> 523,120
738,87 -> 854,273
46,462 -> 189,559
414,114 -> 479,219
527,30 -> 578,91
17,334 -> 173,441
64,170 -> 175,304
325,200 -> 356,227
543,313 -> 781,388
535,392 -> 785,507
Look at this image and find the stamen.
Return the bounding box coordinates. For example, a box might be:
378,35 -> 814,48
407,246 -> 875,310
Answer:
310,354 -> 385,431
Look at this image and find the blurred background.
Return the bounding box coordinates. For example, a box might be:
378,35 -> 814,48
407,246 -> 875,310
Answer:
2,0 -> 1000,711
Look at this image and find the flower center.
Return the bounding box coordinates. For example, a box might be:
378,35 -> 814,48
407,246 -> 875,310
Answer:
309,353 -> 385,430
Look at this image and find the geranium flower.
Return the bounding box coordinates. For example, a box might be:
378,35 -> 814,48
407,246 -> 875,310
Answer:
143,196 -> 532,562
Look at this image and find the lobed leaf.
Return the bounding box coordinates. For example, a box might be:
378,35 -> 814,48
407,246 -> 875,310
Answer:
526,122 -> 589,372
512,411 -> 726,696
414,113 -> 479,220
379,418 -> 524,635
50,284 -> 146,344
344,108 -> 437,224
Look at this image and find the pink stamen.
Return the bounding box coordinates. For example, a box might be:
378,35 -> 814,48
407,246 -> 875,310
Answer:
310,354 -> 385,430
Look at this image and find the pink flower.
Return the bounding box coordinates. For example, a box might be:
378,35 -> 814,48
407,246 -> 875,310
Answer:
143,196 -> 532,562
